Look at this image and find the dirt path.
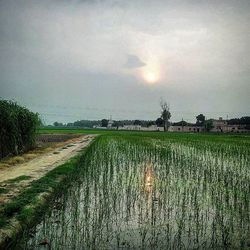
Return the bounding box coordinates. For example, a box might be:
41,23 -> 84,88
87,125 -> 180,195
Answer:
0,134 -> 97,205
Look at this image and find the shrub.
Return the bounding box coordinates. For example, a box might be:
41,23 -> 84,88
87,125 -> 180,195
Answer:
0,100 -> 40,159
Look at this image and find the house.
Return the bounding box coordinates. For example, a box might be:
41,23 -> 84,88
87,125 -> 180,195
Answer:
118,125 -> 142,130
118,125 -> 164,131
169,125 -> 204,132
210,117 -> 248,133
141,125 -> 164,131
226,125 -> 248,133
210,117 -> 228,132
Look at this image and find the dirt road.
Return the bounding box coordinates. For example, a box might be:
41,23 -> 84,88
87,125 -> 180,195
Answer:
0,134 -> 96,205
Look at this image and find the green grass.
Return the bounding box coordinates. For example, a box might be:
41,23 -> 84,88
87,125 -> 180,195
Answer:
6,175 -> 31,184
39,127 -> 250,142
0,187 -> 8,194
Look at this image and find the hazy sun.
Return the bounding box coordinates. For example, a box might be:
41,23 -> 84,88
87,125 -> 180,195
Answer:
143,71 -> 159,84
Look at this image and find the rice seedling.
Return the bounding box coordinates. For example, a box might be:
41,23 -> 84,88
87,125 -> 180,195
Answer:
13,133 -> 250,249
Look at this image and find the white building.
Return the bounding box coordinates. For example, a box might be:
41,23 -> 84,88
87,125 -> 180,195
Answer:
107,117 -> 114,129
210,117 -> 248,133
118,125 -> 142,130
169,125 -> 204,132
210,117 -> 227,132
118,125 -> 164,131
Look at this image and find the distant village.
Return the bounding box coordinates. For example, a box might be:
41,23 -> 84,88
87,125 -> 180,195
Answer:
92,116 -> 250,133
52,111 -> 250,133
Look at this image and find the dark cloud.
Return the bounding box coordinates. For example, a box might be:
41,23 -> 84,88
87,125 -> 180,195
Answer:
124,54 -> 146,69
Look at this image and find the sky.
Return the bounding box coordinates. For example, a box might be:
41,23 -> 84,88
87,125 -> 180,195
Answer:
0,0 -> 250,124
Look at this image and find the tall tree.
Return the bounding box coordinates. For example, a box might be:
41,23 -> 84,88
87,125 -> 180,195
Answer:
196,114 -> 205,126
101,119 -> 108,127
160,99 -> 171,131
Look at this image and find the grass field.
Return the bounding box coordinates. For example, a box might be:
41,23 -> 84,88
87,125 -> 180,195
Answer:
11,128 -> 249,249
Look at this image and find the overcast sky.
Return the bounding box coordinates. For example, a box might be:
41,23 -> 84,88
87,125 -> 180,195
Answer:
0,0 -> 249,124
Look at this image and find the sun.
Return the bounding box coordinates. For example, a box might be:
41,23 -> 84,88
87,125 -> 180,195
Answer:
143,71 -> 159,84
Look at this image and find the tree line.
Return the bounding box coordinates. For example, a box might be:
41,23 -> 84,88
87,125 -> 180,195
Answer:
52,99 -> 250,132
53,119 -> 157,128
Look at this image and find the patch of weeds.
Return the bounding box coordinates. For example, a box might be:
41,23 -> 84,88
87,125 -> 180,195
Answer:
6,156 -> 25,165
6,175 -> 32,184
0,187 -> 8,194
4,201 -> 23,216
0,216 -> 7,227
0,163 -> 10,169
17,207 -> 34,223
23,153 -> 38,160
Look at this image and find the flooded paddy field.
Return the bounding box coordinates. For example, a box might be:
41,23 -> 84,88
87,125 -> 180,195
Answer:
14,133 -> 250,249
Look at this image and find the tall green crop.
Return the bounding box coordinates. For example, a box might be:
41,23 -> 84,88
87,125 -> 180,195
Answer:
0,100 -> 40,159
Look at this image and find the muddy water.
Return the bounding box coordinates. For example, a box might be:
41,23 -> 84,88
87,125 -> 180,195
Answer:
14,137 -> 250,249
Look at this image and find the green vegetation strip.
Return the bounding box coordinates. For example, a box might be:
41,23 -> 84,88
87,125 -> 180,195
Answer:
0,100 -> 40,159
0,188 -> 8,194
6,175 -> 31,184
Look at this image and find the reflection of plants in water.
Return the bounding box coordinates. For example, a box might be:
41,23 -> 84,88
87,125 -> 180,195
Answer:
16,135 -> 250,249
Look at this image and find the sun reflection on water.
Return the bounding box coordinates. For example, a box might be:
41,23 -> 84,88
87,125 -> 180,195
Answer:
144,162 -> 154,193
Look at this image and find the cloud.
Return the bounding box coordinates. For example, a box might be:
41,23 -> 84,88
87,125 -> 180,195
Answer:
124,54 -> 146,69
0,0 -> 249,124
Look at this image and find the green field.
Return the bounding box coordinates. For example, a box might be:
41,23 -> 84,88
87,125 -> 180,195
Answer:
39,127 -> 250,142
14,129 -> 250,249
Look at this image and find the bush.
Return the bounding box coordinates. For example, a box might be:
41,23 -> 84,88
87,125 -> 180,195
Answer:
0,100 -> 40,159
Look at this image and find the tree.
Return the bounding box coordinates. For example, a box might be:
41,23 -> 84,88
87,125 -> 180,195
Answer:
204,119 -> 214,132
228,116 -> 250,125
53,121 -> 63,127
196,114 -> 205,126
146,121 -> 155,127
155,117 -> 164,127
134,120 -> 142,126
101,119 -> 108,127
112,120 -> 124,129
160,99 -> 171,131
